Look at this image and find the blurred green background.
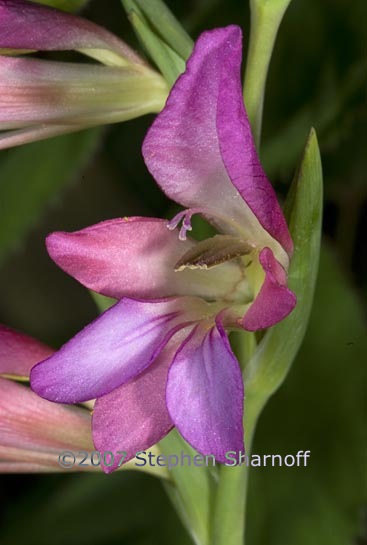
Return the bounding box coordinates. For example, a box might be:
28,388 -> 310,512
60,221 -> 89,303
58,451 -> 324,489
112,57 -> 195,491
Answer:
0,0 -> 365,544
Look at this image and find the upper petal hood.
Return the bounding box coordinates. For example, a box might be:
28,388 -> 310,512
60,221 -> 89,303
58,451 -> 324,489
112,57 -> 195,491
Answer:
143,25 -> 292,266
0,324 -> 53,377
0,0 -> 141,66
46,217 -> 246,302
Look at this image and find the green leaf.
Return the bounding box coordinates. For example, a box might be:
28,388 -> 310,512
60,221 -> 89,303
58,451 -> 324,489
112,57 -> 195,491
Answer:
244,128 -> 323,433
247,247 -> 366,544
135,0 -> 193,61
0,129 -> 101,265
211,129 -> 323,545
121,0 -> 186,85
160,431 -> 212,545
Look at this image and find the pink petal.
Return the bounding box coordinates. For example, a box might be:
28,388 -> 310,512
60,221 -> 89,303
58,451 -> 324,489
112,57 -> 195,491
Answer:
0,324 -> 53,377
166,321 -> 244,463
143,26 -> 292,263
92,339 -> 182,473
0,378 -> 92,455
30,297 -> 200,403
0,0 -> 141,64
46,217 -> 245,301
242,247 -> 297,331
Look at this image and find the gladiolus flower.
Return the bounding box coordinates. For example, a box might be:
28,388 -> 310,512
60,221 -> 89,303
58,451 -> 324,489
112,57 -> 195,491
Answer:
0,0 -> 168,149
30,26 -> 296,471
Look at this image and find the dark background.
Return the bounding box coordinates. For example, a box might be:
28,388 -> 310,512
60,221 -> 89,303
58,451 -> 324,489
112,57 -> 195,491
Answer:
0,1 -> 365,544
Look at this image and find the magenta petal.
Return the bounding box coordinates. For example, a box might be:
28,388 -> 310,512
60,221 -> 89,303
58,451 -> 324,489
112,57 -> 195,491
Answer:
143,26 -> 292,258
243,248 -> 297,331
216,35 -> 293,256
46,217 -> 244,301
92,341 -> 180,473
143,27 -> 240,218
166,322 -> 244,463
0,0 -> 139,62
31,297 -> 192,403
0,324 -> 53,377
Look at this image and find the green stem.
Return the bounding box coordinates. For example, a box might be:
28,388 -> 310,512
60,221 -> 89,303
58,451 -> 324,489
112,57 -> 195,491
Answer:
212,337 -> 257,545
211,128 -> 322,545
243,0 -> 293,148
212,4 -> 294,542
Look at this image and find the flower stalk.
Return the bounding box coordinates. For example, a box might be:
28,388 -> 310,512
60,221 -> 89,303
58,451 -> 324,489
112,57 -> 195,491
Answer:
212,129 -> 323,545
243,0 -> 293,147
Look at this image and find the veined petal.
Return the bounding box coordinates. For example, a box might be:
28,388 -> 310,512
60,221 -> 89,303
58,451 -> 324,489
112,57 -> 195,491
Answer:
0,324 -> 53,378
0,379 -> 92,457
0,0 -> 142,66
166,321 -> 244,463
31,297 -> 205,403
143,26 -> 291,267
46,217 -> 247,302
92,338 -> 186,473
0,56 -> 167,130
242,247 -> 296,331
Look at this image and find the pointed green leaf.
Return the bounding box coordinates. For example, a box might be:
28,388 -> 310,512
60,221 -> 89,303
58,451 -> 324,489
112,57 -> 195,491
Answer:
0,129 -> 101,264
135,0 -> 193,61
212,129 -> 323,545
247,247 -> 366,545
160,431 -> 212,545
244,128 -> 323,435
121,0 -> 186,85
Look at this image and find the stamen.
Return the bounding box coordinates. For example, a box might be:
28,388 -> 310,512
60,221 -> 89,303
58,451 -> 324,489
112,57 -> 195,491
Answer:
167,209 -> 195,241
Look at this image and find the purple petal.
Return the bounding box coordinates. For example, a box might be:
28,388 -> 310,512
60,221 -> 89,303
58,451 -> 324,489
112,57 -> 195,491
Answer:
242,247 -> 297,331
143,26 -> 292,262
0,0 -> 141,64
0,324 -> 53,377
166,321 -> 244,463
46,217 -> 245,301
0,378 -> 92,454
92,340 -> 183,473
30,297 -> 199,403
